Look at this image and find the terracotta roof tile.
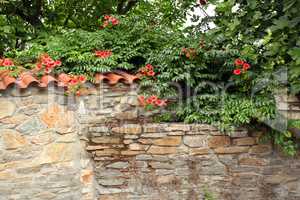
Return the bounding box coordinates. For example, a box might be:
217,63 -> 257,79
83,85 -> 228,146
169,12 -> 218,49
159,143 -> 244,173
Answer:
0,71 -> 139,90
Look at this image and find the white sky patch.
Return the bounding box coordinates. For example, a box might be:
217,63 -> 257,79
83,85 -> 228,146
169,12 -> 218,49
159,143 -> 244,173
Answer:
185,4 -> 216,30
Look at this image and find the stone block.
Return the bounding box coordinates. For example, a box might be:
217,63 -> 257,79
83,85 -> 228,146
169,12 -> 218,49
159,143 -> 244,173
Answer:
106,162 -> 129,169
1,129 -> 28,150
91,137 -> 121,144
152,136 -> 182,146
121,150 -> 145,156
128,143 -> 149,151
233,137 -> 256,146
239,157 -> 268,166
147,146 -> 177,155
0,99 -> 16,119
208,136 -> 231,148
183,135 -> 208,148
95,149 -> 120,157
111,124 -> 142,134
214,146 -> 249,154
189,148 -> 210,155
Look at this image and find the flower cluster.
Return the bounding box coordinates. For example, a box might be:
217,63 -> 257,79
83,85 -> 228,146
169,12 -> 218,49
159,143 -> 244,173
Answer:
101,15 -> 119,28
95,50 -> 112,59
138,95 -> 167,108
0,58 -> 14,67
61,74 -> 87,96
233,59 -> 251,75
181,48 -> 196,59
138,64 -> 155,77
35,54 -> 61,76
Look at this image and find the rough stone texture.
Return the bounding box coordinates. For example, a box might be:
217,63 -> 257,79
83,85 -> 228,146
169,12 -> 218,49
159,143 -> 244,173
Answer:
87,124 -> 300,200
275,90 -> 300,119
0,85 -> 300,200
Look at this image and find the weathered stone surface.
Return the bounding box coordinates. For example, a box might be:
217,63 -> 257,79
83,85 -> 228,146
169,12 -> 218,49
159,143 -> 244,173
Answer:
189,147 -> 210,155
128,143 -> 149,151
149,162 -> 174,169
140,133 -> 166,138
36,143 -> 75,164
143,124 -> 167,133
208,136 -> 231,148
152,136 -> 182,146
96,149 -> 119,157
106,162 -> 129,169
111,124 -> 142,134
1,129 -> 28,150
147,146 -> 177,155
233,137 -> 256,146
98,178 -> 125,186
264,175 -> 297,184
121,150 -> 145,156
16,117 -> 46,134
115,110 -> 138,120
91,137 -> 121,144
1,87 -> 300,200
135,154 -> 153,160
29,130 -> 54,145
214,146 -> 249,154
81,170 -> 94,185
0,114 -> 28,125
250,145 -> 272,154
0,99 -> 15,119
165,124 -> 190,131
40,104 -> 76,132
183,135 -> 207,148
167,131 -> 185,136
239,157 -> 268,166
86,145 -> 110,151
156,175 -> 176,184
89,126 -> 109,133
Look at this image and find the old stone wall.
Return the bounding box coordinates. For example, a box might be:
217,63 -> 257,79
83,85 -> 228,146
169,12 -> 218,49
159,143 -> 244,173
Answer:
0,83 -> 300,200
86,123 -> 300,200
0,83 -> 139,200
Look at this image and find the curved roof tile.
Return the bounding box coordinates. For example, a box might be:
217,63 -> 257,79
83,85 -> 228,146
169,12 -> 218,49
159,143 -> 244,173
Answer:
0,70 -> 139,90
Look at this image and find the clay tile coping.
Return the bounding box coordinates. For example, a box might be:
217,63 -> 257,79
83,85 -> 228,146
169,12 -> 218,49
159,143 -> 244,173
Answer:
0,70 -> 139,91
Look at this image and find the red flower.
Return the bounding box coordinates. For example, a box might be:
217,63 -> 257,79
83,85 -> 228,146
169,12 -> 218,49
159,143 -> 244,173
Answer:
70,78 -> 78,85
54,60 -> 62,66
243,63 -> 251,70
155,99 -> 167,107
147,70 -> 155,77
233,69 -> 242,75
2,58 -> 14,66
78,75 -> 86,83
145,64 -> 153,71
234,59 -> 244,66
104,15 -> 111,20
95,50 -> 112,58
76,91 -> 81,96
146,98 -> 154,104
148,95 -> 158,103
111,18 -> 119,25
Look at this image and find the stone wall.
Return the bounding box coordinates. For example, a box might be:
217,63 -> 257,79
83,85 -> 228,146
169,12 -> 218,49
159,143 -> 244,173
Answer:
86,123 -> 300,200
0,83 -> 139,200
0,83 -> 300,200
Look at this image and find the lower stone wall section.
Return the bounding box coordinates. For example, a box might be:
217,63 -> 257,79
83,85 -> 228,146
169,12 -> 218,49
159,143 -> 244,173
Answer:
86,123 -> 300,200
